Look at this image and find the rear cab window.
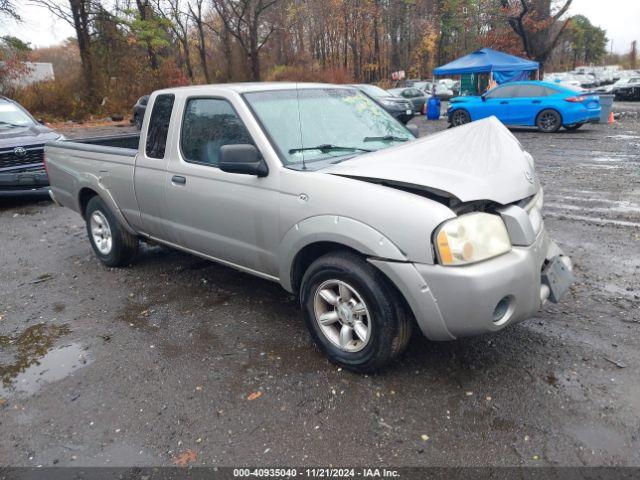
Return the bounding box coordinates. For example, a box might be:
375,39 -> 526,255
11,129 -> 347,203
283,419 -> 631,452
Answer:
145,94 -> 175,159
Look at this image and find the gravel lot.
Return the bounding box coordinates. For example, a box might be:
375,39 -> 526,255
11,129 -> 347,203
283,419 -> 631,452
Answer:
1,104 -> 639,467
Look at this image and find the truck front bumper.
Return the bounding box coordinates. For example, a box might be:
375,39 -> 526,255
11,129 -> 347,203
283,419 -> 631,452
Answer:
370,226 -> 572,341
0,168 -> 50,196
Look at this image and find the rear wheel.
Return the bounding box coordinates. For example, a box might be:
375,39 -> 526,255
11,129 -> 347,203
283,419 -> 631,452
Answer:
300,251 -> 412,373
564,123 -> 583,131
451,109 -> 471,127
85,196 -> 138,267
536,109 -> 562,133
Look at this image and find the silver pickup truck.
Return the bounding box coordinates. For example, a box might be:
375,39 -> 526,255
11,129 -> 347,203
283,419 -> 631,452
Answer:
45,83 -> 573,372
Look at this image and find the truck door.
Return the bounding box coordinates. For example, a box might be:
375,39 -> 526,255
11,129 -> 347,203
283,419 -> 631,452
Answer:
133,93 -> 177,241
162,95 -> 280,277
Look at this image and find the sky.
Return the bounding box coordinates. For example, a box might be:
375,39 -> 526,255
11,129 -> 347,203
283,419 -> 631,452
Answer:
0,0 -> 638,55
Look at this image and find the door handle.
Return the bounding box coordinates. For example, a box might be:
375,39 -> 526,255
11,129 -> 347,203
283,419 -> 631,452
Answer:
171,175 -> 186,185
532,100 -> 541,104
500,101 -> 509,104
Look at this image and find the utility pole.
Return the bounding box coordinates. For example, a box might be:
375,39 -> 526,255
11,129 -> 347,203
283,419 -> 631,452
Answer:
631,41 -> 637,70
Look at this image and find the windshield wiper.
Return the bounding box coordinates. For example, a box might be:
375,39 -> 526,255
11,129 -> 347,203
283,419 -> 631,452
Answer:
289,144 -> 373,154
362,135 -> 409,143
0,121 -> 27,128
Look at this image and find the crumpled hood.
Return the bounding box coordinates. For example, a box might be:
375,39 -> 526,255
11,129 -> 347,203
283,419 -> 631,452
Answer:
324,116 -> 538,205
0,125 -> 61,149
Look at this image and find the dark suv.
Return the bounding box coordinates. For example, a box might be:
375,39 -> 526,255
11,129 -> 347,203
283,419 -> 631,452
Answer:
0,96 -> 63,195
349,84 -> 415,124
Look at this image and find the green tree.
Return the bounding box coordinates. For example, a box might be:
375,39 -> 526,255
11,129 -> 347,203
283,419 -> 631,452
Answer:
566,15 -> 607,68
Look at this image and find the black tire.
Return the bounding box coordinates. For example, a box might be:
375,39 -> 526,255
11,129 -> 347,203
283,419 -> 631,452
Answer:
300,251 -> 412,373
564,123 -> 583,131
134,113 -> 142,130
451,109 -> 471,127
85,196 -> 138,267
536,109 -> 562,133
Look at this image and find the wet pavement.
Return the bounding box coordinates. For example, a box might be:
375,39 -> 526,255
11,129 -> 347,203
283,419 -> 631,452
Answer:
0,105 -> 639,467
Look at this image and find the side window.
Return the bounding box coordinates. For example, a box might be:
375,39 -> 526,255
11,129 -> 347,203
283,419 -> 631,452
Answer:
486,85 -> 515,99
514,85 -> 546,97
140,96 -> 148,106
145,94 -> 175,159
181,98 -> 254,167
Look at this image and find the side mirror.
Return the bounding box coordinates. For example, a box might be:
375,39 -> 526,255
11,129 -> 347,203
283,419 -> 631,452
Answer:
219,144 -> 268,177
38,118 -> 45,125
406,124 -> 419,137
481,94 -> 487,102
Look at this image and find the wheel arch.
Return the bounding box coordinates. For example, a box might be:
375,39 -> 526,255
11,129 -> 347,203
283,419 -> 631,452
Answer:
77,186 -> 137,234
450,106 -> 472,123
78,187 -> 99,218
279,215 -> 407,293
535,107 -> 563,125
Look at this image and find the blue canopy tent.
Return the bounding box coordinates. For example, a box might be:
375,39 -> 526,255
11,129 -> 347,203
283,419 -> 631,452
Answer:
433,48 -> 539,86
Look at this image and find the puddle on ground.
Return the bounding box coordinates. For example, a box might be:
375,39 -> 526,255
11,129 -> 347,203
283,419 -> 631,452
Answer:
0,324 -> 92,397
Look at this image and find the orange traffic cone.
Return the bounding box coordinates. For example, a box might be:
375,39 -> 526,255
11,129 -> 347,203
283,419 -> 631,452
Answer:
608,111 -> 615,124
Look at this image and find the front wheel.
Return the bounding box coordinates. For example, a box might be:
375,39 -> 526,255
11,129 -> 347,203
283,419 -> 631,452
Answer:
85,196 -> 139,267
300,251 -> 412,373
450,109 -> 471,127
536,109 -> 562,133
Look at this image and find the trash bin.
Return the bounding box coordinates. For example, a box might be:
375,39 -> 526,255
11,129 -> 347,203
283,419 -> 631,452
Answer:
427,97 -> 441,120
598,94 -> 614,123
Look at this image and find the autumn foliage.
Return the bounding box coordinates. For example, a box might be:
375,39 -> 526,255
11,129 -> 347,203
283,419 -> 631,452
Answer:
0,0 -> 610,121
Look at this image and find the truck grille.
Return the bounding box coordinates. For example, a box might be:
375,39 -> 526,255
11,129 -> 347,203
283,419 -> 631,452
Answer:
0,145 -> 45,169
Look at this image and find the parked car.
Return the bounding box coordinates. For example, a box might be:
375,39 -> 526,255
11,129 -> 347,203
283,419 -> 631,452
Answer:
418,81 -> 455,100
350,84 -> 415,124
387,87 -> 429,112
447,81 -> 601,132
0,96 -> 63,195
132,95 -> 149,130
596,76 -> 640,94
614,80 -> 640,101
546,73 -> 583,90
572,72 -> 599,88
45,83 -> 573,372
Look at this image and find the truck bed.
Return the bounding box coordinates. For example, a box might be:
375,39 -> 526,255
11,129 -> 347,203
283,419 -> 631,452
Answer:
45,133 -> 141,220
49,133 -> 140,155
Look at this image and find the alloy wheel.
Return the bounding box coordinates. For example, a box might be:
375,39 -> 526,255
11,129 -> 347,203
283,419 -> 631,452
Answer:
313,280 -> 371,353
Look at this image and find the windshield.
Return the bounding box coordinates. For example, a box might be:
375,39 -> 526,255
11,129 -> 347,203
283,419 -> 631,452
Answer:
355,84 -> 389,98
0,102 -> 34,128
244,88 -> 414,169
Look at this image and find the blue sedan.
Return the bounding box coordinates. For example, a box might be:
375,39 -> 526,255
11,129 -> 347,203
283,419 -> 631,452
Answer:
447,81 -> 601,132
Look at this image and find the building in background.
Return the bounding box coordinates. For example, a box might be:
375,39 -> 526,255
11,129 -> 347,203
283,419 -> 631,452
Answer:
0,61 -> 54,87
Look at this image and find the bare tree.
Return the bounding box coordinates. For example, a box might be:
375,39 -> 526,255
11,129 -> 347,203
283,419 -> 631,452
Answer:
0,0 -> 20,21
211,0 -> 281,81
501,0 -> 573,74
154,0 -> 194,81
30,0 -> 98,103
189,0 -> 210,83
